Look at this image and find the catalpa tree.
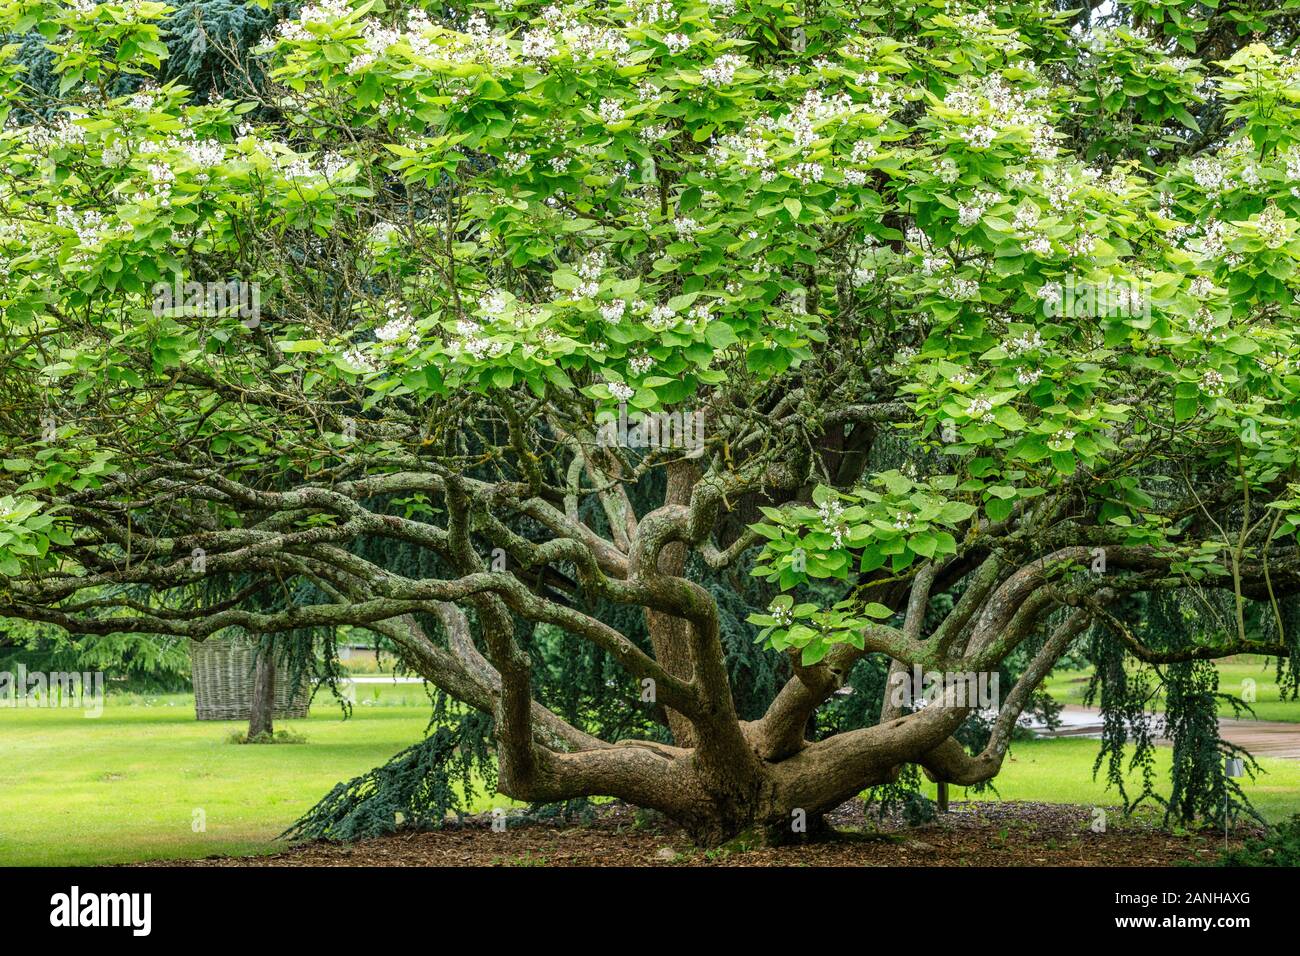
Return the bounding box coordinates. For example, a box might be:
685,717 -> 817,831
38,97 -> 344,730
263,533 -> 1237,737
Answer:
2,0 -> 1300,843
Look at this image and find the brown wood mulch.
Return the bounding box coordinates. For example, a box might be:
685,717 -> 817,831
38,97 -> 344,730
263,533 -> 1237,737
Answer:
134,800 -> 1246,867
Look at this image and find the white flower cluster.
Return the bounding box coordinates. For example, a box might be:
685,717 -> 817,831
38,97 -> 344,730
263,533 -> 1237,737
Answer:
1199,368 -> 1225,397
1025,235 -> 1052,257
479,289 -> 511,317
572,251 -> 605,298
633,1 -> 676,24
607,380 -> 634,402
818,498 -> 847,547
343,346 -> 378,373
966,396 -> 994,422
55,205 -> 109,246
790,161 -> 823,184
1188,306 -> 1217,337
561,19 -> 632,62
959,125 -> 996,149
1191,219 -> 1243,266
1113,281 -> 1143,316
701,54 -> 746,87
854,71 -> 898,115
919,252 -> 946,276
184,139 -> 224,169
272,0 -> 351,43
1011,203 -> 1040,233
847,264 -> 878,286
1253,204 -> 1290,249
1038,165 -> 1088,213
664,33 -> 690,54
941,73 -> 1053,156
598,98 -> 625,124
373,298 -> 418,346
710,88 -> 858,185
25,111 -> 87,150
709,128 -> 774,180
148,161 -> 174,190
952,9 -> 1024,51
1188,154 -> 1233,198
127,86 -> 159,111
1029,126 -> 1058,161
1005,328 -> 1044,357
782,88 -> 855,150
420,11 -> 511,67
817,497 -> 844,526
134,126 -> 206,167
519,7 -> 633,66
1048,428 -> 1075,449
1064,230 -> 1098,258
1283,146 -> 1300,197
446,318 -> 508,361
647,303 -> 677,331
101,139 -> 130,167
957,188 -> 1002,228
939,275 -> 979,300
943,77 -> 1027,124
347,21 -> 402,74
521,28 -> 558,60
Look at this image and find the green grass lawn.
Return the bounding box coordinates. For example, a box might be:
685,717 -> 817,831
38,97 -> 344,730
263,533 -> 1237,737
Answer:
919,737 -> 1300,824
1044,655 -> 1300,723
0,685 -> 509,866
2,687 -> 1297,866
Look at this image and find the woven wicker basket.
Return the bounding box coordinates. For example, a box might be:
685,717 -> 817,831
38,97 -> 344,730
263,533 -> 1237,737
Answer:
189,635 -> 311,721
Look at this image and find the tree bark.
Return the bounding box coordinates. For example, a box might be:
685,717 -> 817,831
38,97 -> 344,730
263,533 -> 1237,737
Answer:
643,460 -> 700,748
247,650 -> 276,740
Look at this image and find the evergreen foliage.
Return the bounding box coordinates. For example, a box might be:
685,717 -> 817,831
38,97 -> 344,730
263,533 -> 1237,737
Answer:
283,701 -> 494,841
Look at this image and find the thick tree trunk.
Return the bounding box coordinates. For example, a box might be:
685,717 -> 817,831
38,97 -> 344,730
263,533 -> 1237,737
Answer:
483,675 -> 980,846
247,651 -> 276,740
644,460 -> 700,748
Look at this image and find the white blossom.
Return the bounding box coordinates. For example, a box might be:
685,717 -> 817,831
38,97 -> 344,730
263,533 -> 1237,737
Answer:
663,33 -> 690,54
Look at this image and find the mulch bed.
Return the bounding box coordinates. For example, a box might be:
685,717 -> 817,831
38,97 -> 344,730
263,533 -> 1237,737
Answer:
136,800 -> 1244,867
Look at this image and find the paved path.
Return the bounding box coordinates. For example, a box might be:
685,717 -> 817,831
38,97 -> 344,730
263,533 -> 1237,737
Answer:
1025,705 -> 1300,759
325,675 -> 425,684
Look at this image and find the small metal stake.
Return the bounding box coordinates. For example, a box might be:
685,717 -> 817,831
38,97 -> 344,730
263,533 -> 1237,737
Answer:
1224,757 -> 1244,848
